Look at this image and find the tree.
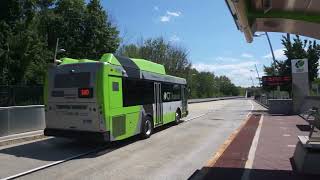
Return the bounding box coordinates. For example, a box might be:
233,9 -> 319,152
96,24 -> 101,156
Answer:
0,0 -> 48,85
264,35 -> 319,91
0,0 -> 120,85
83,0 -> 120,59
118,37 -> 240,98
118,37 -> 192,78
306,41 -> 320,82
50,0 -> 120,59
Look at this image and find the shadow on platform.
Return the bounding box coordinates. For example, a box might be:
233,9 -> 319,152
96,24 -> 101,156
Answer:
188,167 -> 319,180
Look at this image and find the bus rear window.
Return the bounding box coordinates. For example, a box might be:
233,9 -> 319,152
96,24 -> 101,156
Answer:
54,72 -> 90,88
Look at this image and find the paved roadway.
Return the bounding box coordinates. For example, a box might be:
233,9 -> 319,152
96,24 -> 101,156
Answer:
0,98 -> 263,180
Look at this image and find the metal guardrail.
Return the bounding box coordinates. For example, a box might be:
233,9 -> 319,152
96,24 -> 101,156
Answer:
0,86 -> 43,107
188,96 -> 244,104
300,107 -> 320,143
0,105 -> 45,137
254,95 -> 269,107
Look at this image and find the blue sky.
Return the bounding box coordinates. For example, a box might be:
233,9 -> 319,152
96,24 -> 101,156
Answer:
102,0 -> 308,87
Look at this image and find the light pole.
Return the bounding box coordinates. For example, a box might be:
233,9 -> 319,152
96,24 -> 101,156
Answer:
251,64 -> 261,87
54,38 -> 60,63
255,64 -> 261,86
53,38 -> 66,64
254,32 -> 280,75
189,73 -> 196,97
250,77 -> 255,87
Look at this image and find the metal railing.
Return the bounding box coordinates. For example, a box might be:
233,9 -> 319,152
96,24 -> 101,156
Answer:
0,86 -> 43,107
188,96 -> 243,104
0,105 -> 45,136
301,107 -> 320,143
254,95 -> 269,107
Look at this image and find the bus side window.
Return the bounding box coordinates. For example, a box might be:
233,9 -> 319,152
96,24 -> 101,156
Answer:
109,77 -> 123,108
122,78 -> 154,107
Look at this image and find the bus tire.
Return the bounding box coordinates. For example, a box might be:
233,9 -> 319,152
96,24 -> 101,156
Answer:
140,116 -> 153,139
174,109 -> 181,125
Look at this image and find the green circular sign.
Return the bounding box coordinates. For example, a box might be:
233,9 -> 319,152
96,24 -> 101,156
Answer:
295,60 -> 305,69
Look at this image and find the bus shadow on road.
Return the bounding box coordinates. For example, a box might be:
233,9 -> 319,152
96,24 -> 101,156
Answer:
86,122 -> 177,158
0,138 -> 101,161
0,122 -> 178,161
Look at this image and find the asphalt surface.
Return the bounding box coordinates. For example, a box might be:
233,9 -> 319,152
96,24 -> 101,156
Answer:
0,98 -> 259,180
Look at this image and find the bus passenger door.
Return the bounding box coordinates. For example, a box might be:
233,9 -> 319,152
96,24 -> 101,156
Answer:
154,82 -> 163,126
181,85 -> 188,115
109,76 -> 122,109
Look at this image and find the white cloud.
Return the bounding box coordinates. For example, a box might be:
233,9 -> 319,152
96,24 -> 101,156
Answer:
154,6 -> 159,11
169,35 -> 180,42
193,61 -> 257,72
263,48 -> 286,60
159,10 -> 182,23
192,58 -> 261,87
241,53 -> 254,58
166,11 -> 181,17
160,16 -> 170,22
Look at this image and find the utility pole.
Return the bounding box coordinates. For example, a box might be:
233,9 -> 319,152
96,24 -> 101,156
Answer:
254,32 -> 279,75
54,38 -> 59,63
250,77 -> 255,87
265,32 -> 277,68
255,64 -> 261,86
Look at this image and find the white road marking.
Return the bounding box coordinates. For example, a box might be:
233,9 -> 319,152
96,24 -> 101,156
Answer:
287,145 -> 296,148
246,100 -> 254,118
241,114 -> 264,180
183,113 -> 207,122
283,134 -> 291,137
1,146 -> 109,180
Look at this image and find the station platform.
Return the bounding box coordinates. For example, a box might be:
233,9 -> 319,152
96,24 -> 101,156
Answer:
190,111 -> 320,180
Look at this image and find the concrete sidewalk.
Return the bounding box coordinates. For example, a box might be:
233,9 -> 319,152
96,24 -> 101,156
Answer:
190,112 -> 320,180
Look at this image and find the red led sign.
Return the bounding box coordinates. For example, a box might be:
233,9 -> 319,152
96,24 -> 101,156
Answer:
262,76 -> 292,86
78,88 -> 93,98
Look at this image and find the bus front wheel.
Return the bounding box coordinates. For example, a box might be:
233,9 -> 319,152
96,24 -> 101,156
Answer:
141,116 -> 153,139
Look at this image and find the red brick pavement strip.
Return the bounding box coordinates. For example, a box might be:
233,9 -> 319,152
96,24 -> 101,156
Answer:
213,114 -> 261,169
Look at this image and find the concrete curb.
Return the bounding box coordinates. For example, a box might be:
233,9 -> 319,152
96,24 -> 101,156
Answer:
0,130 -> 45,147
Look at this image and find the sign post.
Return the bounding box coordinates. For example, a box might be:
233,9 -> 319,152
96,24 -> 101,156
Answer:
291,59 -> 309,114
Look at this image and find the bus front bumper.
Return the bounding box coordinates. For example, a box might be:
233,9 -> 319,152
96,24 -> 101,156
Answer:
44,128 -> 110,142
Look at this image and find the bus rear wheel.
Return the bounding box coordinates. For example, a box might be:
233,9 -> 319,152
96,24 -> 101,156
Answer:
141,116 -> 153,139
174,110 -> 181,125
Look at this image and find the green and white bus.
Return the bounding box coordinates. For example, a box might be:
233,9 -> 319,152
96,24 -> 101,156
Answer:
44,53 -> 188,142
